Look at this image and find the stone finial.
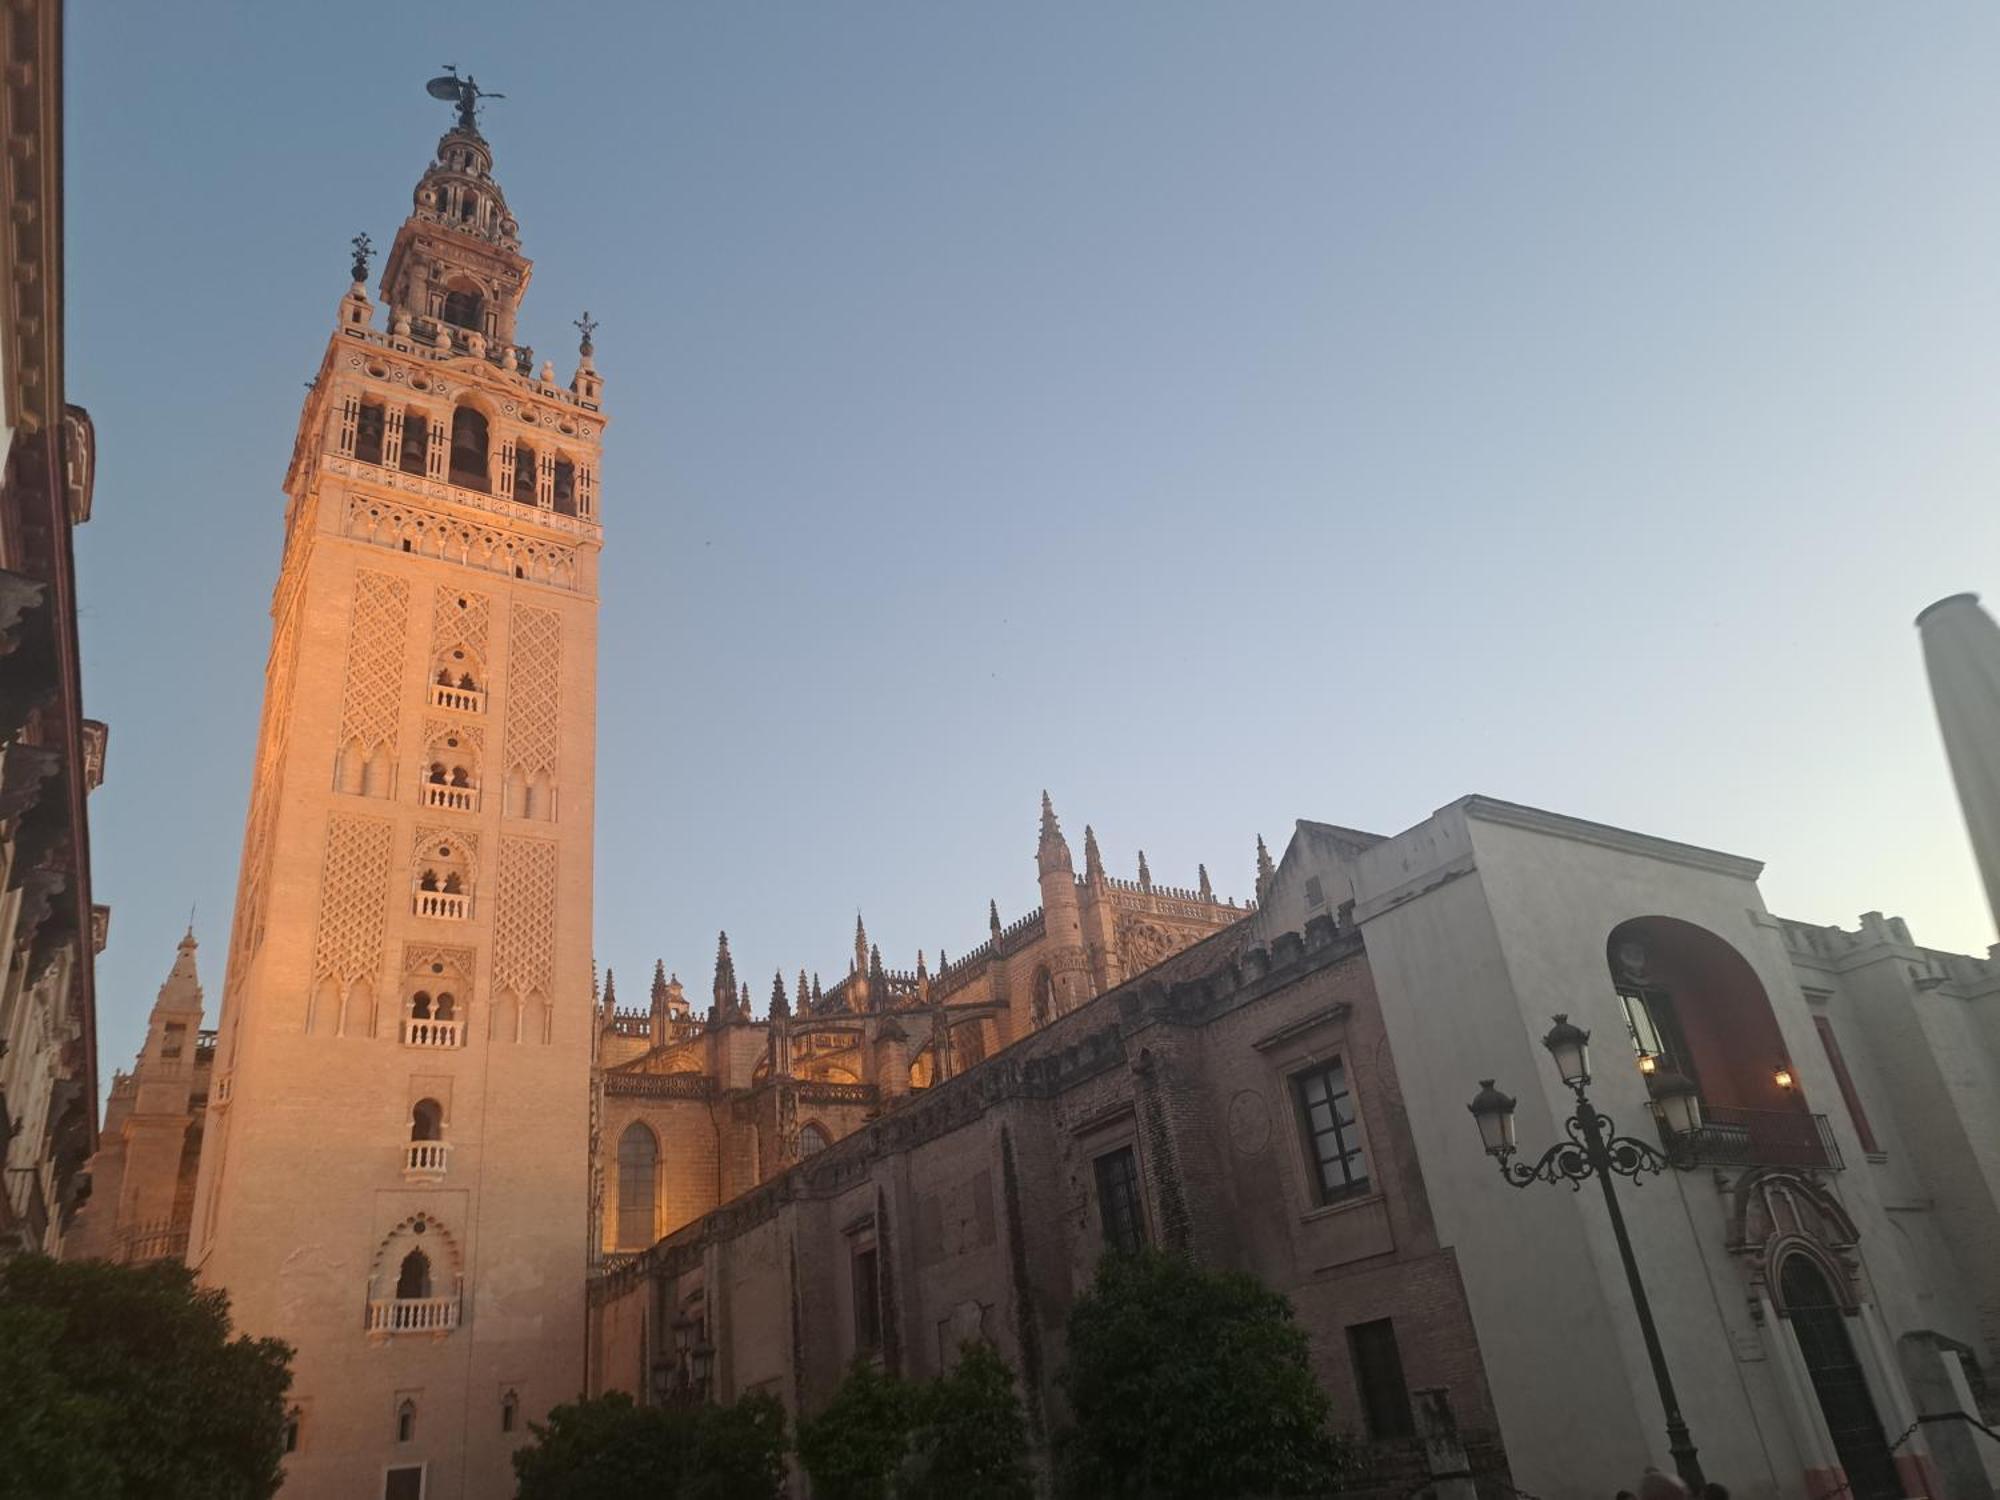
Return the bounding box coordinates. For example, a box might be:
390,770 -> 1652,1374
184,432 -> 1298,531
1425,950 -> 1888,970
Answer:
1137,849 -> 1152,891
712,931 -> 738,1014
796,969 -> 810,1013
989,899 -> 1002,938
938,949 -> 948,972
601,967 -> 617,1009
855,911 -> 868,973
1256,835 -> 1276,902
740,981 -> 751,1016
771,970 -> 789,1019
915,949 -> 928,979
811,973 -> 824,1007
651,960 -> 669,1007
1083,824 -> 1105,884
1198,863 -> 1214,902
574,309 -> 597,359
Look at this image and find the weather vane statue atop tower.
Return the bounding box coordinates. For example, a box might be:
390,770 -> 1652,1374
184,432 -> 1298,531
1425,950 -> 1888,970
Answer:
425,65 -> 504,134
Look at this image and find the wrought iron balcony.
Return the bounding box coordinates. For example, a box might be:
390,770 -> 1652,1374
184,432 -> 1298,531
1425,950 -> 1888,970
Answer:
420,783 -> 479,812
1674,1108 -> 1842,1172
412,890 -> 469,921
429,682 -> 485,714
400,1018 -> 461,1049
366,1296 -> 460,1335
404,1141 -> 452,1180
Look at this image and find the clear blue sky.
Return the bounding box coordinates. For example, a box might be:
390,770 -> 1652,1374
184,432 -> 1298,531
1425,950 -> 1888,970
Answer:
68,4 -> 2000,1071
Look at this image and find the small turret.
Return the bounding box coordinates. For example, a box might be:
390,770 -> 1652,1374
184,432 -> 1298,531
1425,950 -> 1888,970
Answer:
1036,793 -> 1093,1015
1256,835 -> 1277,902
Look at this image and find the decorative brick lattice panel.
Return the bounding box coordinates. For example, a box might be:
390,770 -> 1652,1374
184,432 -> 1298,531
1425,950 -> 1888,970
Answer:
312,813 -> 394,986
337,569 -> 410,754
431,584 -> 490,666
493,837 -> 557,1001
504,604 -> 561,777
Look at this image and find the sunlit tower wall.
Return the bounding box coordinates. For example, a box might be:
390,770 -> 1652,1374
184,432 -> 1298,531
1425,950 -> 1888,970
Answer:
188,87 -> 607,1499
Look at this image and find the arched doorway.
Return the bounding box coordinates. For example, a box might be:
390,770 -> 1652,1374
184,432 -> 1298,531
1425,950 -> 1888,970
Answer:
1781,1255 -> 1899,1500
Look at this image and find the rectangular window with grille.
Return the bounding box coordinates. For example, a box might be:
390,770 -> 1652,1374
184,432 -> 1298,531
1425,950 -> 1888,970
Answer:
1348,1319 -> 1415,1439
1093,1146 -> 1147,1254
1294,1060 -> 1369,1204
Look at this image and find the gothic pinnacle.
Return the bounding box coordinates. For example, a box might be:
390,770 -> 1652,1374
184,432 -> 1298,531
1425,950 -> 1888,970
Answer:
1137,849 -> 1152,890
771,970 -> 788,1018
601,967 -> 616,1009
989,899 -> 1002,938
1198,863 -> 1214,901
796,969 -> 810,1013
651,960 -> 669,1006
1256,835 -> 1276,901
712,931 -> 738,1013
1083,824 -> 1105,883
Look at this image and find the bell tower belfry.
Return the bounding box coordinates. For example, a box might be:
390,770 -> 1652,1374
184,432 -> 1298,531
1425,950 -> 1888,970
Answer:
189,75 -> 606,1500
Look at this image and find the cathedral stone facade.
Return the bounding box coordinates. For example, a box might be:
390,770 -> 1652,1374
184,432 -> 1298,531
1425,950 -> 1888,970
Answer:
591,794 -> 1253,1259
183,98 -> 607,1500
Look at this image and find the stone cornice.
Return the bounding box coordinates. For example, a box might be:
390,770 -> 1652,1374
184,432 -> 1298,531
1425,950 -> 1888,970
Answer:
1459,795 -> 1765,881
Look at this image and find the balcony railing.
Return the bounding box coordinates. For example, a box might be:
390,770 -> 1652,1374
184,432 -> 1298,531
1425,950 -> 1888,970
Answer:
366,1296 -> 460,1335
421,783 -> 479,812
429,683 -> 486,714
404,1141 -> 452,1179
412,890 -> 470,921
1677,1108 -> 1842,1172
401,1018 -> 462,1049
116,1219 -> 189,1265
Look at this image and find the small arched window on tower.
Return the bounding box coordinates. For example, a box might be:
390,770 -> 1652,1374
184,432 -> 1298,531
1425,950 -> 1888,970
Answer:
396,1397 -> 418,1443
513,440 -> 539,505
450,407 -> 490,492
441,282 -> 484,334
409,991 -> 434,1021
500,1390 -> 520,1434
399,413 -> 429,477
411,1099 -> 443,1142
396,1250 -> 432,1301
354,401 -> 386,465
552,458 -> 577,516
799,1122 -> 831,1159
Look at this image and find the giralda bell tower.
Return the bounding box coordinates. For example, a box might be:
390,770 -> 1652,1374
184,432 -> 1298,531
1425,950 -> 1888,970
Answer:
190,75 -> 606,1499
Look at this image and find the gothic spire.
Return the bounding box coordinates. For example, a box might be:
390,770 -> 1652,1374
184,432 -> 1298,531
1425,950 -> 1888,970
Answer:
855,911 -> 869,974
1083,824 -> 1105,884
796,969 -> 810,1014
600,967 -> 617,1010
1137,850 -> 1152,891
989,899 -> 1002,939
812,973 -> 824,1007
1256,835 -> 1277,902
1037,790 -> 1073,875
153,925 -> 204,1018
1198,863 -> 1214,902
771,970 -> 789,1019
712,931 -> 738,1014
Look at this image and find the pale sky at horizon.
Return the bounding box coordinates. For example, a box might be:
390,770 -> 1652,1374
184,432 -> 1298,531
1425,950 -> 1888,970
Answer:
66,3 -> 2000,1074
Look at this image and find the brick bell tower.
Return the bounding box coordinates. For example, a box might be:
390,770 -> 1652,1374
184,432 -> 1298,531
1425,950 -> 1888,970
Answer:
188,72 -> 606,1500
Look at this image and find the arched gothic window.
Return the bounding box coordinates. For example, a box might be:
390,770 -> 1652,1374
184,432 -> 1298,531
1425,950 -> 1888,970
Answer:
450,407 -> 490,491
799,1123 -> 831,1159
411,1098 -> 443,1142
397,1399 -> 417,1443
409,991 -> 433,1020
616,1122 -> 658,1249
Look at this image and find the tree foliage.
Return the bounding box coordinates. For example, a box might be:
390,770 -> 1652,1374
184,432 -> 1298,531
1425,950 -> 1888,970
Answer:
796,1358 -> 919,1500
902,1341 -> 1035,1500
511,1389 -> 786,1500
799,1344 -> 1035,1500
1055,1249 -> 1353,1499
0,1254 -> 293,1500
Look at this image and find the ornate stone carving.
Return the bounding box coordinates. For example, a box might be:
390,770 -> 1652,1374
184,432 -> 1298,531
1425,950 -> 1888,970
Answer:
493,837 -> 557,1003
504,604 -> 560,779
336,570 -> 410,756
311,813 -> 394,987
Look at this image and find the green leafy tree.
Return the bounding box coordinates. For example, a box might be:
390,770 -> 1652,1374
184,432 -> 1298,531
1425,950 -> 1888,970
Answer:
1055,1249 -> 1353,1500
511,1390 -> 787,1500
0,1254 -> 292,1500
901,1341 -> 1034,1500
796,1359 -> 920,1500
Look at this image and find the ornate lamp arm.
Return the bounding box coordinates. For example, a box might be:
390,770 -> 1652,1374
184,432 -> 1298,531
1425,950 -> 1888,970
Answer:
1495,1101 -> 1671,1191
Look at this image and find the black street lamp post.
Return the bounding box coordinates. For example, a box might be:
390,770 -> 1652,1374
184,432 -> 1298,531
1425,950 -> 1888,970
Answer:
1467,1015 -> 1706,1492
